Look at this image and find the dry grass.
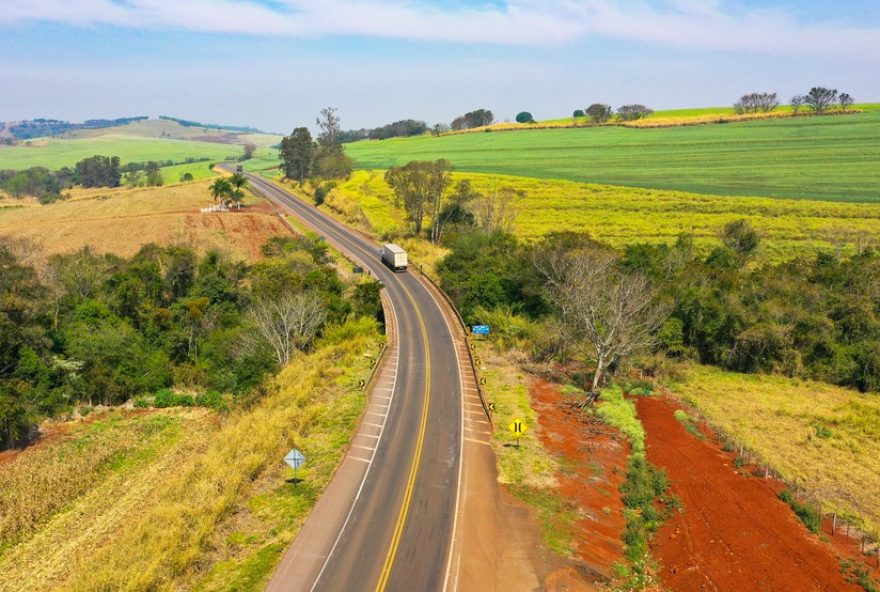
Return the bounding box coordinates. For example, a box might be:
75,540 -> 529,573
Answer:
672,364 -> 880,538
0,322 -> 381,592
0,410 -> 197,548
0,181 -> 287,261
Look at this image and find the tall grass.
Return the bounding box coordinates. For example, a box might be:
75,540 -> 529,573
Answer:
0,411 -> 187,548
11,320 -> 380,591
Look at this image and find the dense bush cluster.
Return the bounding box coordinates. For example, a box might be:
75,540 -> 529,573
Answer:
451,109 -> 494,130
0,167 -> 74,203
0,234 -> 382,448
339,119 -> 429,143
437,225 -> 880,394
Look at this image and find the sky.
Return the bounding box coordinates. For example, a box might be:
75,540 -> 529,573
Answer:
1,0 -> 879,133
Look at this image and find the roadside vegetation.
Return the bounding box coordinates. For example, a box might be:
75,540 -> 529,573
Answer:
0,233 -> 383,448
0,319 -> 381,592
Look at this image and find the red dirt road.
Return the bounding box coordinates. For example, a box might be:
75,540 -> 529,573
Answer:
638,395 -> 860,592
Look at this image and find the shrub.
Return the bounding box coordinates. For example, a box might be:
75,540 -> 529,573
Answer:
180,172 -> 194,182
133,398 -> 149,409
154,388 -> 176,408
778,489 -> 823,533
515,112 -> 534,124
196,390 -> 226,411
572,109 -> 585,118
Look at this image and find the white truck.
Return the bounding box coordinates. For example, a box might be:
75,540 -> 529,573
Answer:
380,244 -> 408,272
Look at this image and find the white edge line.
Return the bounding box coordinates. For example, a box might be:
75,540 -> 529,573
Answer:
437,286 -> 466,592
307,285 -> 401,592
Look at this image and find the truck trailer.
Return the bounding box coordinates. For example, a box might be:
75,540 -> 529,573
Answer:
380,244 -> 408,272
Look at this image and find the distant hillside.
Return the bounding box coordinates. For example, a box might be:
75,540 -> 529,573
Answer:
0,117 -> 149,141
158,116 -> 266,134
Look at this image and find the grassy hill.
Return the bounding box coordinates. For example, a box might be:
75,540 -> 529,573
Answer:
346,110 -> 880,203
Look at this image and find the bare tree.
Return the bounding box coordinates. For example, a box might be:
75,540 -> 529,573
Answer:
537,247 -> 670,399
247,292 -> 327,366
790,95 -> 805,114
839,93 -> 855,111
471,185 -> 524,234
805,87 -> 838,113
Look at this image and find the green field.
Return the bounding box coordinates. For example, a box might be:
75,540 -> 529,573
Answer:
346,111 -> 880,203
0,135 -> 245,170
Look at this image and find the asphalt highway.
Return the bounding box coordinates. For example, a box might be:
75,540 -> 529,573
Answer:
241,171 -> 464,592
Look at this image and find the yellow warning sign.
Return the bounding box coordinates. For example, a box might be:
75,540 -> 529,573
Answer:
508,419 -> 527,435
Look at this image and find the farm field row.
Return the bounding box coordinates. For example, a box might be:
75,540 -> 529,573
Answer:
346,111 -> 880,203
671,364 -> 880,540
0,134 -> 250,171
323,170 -> 880,262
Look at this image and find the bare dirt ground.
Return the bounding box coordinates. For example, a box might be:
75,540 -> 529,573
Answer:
520,379 -> 634,591
637,395 -> 863,592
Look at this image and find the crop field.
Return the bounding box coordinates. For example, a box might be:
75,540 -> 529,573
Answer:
0,135 -> 244,171
671,364 -> 880,539
0,325 -> 381,592
322,170 -> 880,261
346,111 -> 880,203
0,181 -> 287,261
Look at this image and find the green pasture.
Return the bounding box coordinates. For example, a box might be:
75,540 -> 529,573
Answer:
347,111 -> 880,203
0,135 -> 242,171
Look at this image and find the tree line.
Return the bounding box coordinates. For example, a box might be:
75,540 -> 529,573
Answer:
0,234 -> 382,449
339,119 -> 429,143
735,87 -> 854,114
0,156 -> 217,203
434,217 -> 880,398
572,104 -> 654,124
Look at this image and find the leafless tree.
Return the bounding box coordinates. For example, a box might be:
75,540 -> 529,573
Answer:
247,292 -> 327,366
537,247 -> 670,399
790,95 -> 805,114
471,185 -> 524,234
838,93 -> 855,111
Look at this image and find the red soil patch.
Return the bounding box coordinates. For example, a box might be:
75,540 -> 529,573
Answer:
637,395 -> 862,592
530,379 -> 629,581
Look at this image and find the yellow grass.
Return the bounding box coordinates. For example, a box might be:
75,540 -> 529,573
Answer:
673,364 -> 880,538
331,170 -> 880,263
0,323 -> 381,591
0,181 -> 287,261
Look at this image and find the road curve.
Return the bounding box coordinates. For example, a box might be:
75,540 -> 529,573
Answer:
241,171 -> 465,592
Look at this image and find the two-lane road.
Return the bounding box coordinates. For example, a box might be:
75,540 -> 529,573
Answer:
242,171 -> 466,592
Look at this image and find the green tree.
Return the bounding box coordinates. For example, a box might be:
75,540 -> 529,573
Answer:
515,112 -> 534,123
721,219 -> 761,257
280,127 -> 316,183
144,162 -> 163,186
586,104 -> 613,124
209,178 -> 232,205
384,159 -> 452,241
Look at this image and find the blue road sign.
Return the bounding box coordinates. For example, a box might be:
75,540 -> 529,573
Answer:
284,448 -> 306,470
472,325 -> 491,335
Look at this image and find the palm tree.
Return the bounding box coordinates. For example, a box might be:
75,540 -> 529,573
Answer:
228,173 -> 249,210
209,178 -> 232,206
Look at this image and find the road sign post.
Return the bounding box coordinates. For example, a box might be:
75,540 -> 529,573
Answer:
508,419 -> 527,449
471,325 -> 491,340
284,448 -> 306,483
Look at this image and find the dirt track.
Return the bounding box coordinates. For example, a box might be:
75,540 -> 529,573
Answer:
638,395 -> 860,592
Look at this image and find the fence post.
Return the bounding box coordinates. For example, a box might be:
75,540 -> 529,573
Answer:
831,513 -> 836,535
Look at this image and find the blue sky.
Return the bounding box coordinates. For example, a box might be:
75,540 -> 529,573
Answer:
1,1 -> 878,132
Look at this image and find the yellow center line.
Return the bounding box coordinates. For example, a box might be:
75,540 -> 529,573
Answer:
375,279 -> 432,592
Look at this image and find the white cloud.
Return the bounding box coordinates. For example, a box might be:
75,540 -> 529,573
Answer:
2,0 -> 879,57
